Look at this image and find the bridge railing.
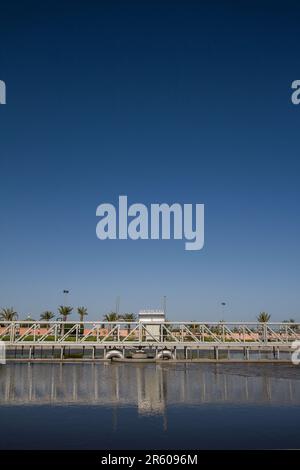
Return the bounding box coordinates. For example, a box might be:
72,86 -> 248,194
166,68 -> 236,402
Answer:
0,321 -> 299,345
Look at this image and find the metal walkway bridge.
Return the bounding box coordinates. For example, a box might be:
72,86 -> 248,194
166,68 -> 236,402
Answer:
0,320 -> 299,345
1,321 -> 299,361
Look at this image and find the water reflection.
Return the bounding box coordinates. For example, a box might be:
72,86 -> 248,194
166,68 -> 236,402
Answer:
0,363 -> 299,413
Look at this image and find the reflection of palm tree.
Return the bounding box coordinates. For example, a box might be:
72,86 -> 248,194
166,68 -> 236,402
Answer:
0,307 -> 18,321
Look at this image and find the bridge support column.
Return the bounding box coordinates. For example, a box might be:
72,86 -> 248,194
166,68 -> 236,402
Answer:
92,347 -> 95,360
29,346 -> 32,360
184,346 -> 188,360
214,347 -> 219,361
173,347 -> 177,359
60,347 -> 64,360
244,347 -> 250,360
273,347 -> 280,360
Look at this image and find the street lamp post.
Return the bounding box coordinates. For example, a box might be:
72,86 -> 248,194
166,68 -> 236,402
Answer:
63,289 -> 69,305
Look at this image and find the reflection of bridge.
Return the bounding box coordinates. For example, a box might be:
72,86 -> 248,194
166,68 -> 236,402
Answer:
0,363 -> 299,412
1,321 -> 299,361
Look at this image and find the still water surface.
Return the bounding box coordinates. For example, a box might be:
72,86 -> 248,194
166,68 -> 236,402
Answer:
0,363 -> 299,449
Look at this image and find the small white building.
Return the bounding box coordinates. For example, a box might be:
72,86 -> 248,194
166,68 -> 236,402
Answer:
138,310 -> 165,341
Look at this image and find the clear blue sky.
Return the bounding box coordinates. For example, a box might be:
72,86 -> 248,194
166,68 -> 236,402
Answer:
0,1 -> 299,321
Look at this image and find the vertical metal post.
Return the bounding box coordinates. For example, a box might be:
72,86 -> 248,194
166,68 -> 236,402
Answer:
214,347 -> 219,360
10,323 -> 14,343
263,324 -> 267,344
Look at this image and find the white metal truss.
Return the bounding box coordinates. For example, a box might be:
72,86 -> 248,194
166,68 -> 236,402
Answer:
0,321 -> 299,346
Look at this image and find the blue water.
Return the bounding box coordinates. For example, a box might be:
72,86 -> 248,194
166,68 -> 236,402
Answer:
0,363 -> 299,449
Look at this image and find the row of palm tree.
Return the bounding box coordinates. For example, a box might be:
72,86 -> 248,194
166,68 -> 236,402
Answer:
0,306 -> 87,322
103,312 -> 136,322
42,306 -> 88,322
0,307 -> 137,323
0,307 -> 296,324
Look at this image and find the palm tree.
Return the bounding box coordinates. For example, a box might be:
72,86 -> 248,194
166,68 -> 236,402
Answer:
77,306 -> 88,322
40,311 -> 55,321
283,318 -> 297,331
103,312 -> 119,322
58,305 -> 73,336
58,305 -> 73,321
121,313 -> 136,322
121,313 -> 136,335
0,307 -> 18,321
257,312 -> 271,323
103,312 -> 119,337
257,311 -> 271,342
40,311 -> 55,328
